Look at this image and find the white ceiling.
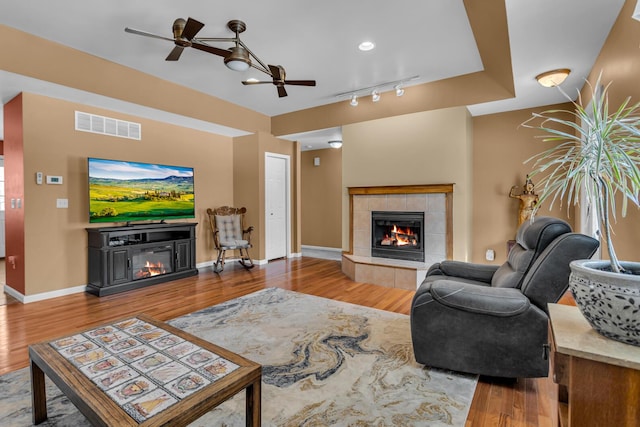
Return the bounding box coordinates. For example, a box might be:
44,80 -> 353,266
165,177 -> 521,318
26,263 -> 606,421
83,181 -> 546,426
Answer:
0,0 -> 627,150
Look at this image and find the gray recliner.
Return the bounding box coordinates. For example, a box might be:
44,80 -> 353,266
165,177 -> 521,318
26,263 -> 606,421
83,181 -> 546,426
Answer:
410,216 -> 599,378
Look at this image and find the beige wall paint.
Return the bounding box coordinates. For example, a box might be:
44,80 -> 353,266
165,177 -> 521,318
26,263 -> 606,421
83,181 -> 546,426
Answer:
233,131 -> 300,260
17,93 -> 233,295
579,0 -> 640,262
471,106 -> 574,264
301,148 -> 342,248
342,107 -> 473,261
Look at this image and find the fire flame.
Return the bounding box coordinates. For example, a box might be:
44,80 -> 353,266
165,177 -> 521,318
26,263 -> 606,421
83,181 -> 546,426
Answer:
381,224 -> 418,246
135,261 -> 167,279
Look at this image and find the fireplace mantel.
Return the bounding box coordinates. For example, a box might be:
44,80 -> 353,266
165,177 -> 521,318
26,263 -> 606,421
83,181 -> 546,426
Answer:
348,183 -> 454,196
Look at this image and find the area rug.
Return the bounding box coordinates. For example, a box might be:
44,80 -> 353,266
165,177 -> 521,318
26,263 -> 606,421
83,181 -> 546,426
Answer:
0,288 -> 477,426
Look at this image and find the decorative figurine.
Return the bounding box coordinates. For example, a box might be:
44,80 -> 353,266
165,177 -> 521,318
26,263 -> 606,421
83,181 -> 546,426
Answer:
509,175 -> 539,226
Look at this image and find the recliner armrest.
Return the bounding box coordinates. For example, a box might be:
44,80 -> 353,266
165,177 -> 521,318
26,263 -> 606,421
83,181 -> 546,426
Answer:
429,280 -> 530,317
433,261 -> 499,284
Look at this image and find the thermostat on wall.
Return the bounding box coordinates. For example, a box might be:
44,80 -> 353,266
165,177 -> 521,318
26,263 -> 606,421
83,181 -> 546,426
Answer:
46,175 -> 63,185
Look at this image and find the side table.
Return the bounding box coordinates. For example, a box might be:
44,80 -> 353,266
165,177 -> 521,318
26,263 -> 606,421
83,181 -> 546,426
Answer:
548,304 -> 640,427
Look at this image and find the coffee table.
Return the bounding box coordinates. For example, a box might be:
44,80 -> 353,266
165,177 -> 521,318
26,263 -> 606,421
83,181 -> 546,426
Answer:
29,314 -> 261,426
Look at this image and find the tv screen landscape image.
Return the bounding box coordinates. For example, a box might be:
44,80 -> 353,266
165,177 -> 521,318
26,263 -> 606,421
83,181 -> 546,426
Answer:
88,158 -> 195,224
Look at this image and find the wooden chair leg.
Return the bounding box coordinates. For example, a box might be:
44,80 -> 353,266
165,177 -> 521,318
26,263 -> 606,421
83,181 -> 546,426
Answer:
214,249 -> 226,273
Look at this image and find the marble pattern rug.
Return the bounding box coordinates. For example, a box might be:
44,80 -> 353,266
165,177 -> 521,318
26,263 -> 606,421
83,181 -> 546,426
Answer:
0,288 -> 477,426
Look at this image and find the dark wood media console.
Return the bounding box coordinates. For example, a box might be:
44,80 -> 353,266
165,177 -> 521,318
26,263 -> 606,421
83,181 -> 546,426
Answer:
86,222 -> 198,296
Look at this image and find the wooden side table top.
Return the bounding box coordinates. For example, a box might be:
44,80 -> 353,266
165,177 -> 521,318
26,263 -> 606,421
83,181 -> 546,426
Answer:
548,303 -> 640,371
29,314 -> 261,426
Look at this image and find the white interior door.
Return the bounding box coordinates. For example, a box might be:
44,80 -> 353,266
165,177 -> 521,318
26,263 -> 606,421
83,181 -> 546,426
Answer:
265,153 -> 289,260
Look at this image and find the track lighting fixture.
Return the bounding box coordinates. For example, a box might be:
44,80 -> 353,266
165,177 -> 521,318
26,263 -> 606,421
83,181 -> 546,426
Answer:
335,75 -> 419,107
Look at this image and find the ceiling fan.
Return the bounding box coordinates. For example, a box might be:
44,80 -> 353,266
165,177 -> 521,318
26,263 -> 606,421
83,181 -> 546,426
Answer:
242,65 -> 316,98
124,17 -> 316,97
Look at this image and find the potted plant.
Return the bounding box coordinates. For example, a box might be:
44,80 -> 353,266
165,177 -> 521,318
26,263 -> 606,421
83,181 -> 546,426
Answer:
523,75 -> 640,346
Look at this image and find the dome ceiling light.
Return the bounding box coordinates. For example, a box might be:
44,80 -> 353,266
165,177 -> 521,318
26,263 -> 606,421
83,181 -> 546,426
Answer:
535,69 -> 571,88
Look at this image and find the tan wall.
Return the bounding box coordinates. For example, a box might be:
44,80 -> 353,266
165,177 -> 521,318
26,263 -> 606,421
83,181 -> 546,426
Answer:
233,131 -> 300,260
301,148 -> 342,248
16,93 -> 233,296
579,0 -> 640,262
342,107 -> 473,261
471,106 -> 574,264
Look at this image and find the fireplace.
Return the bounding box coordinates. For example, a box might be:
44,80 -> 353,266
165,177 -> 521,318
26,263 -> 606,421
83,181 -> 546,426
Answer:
371,211 -> 425,262
87,223 -> 197,296
132,245 -> 173,279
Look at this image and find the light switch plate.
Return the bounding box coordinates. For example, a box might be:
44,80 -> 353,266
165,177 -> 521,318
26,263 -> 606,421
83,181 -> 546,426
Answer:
56,198 -> 69,208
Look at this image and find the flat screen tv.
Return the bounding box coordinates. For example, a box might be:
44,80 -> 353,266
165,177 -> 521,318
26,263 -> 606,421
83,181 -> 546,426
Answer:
88,157 -> 195,224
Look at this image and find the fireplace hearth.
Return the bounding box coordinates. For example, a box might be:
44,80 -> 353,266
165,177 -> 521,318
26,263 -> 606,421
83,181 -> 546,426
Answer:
371,211 -> 425,262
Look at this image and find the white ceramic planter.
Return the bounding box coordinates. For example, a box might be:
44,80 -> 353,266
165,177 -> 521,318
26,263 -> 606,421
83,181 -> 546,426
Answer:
569,259 -> 640,346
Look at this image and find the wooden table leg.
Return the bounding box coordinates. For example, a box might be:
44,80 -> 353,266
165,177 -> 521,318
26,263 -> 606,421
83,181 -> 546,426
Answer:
246,378 -> 261,427
30,359 -> 48,425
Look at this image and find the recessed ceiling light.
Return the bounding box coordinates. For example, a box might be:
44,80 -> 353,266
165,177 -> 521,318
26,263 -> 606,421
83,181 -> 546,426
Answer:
358,41 -> 375,52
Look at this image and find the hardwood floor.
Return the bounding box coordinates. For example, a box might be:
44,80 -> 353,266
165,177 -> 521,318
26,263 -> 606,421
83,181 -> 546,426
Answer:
0,257 -> 555,426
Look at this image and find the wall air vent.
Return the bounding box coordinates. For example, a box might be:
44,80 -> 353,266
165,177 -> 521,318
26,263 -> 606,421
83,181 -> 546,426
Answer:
75,111 -> 141,140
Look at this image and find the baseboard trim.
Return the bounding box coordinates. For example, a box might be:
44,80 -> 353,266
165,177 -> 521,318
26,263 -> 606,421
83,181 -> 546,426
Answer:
4,284 -> 86,304
301,245 -> 343,252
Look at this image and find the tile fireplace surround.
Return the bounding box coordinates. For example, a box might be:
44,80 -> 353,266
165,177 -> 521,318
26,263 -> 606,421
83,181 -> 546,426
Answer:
342,184 -> 453,290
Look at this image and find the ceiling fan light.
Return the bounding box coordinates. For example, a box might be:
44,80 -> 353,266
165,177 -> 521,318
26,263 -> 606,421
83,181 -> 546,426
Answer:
372,90 -> 380,102
350,95 -> 359,107
224,46 -> 251,71
535,68 -> 570,87
328,140 -> 343,149
172,18 -> 186,39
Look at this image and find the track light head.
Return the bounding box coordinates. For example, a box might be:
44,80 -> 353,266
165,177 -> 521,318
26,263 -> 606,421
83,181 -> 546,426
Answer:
350,95 -> 359,107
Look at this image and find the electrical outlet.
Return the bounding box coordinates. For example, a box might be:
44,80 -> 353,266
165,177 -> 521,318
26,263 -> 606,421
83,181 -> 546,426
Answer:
485,249 -> 495,261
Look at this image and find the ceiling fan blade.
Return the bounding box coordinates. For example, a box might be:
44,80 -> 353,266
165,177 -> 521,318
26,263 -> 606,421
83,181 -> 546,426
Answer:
166,46 -> 184,61
284,80 -> 316,87
269,65 -> 283,81
277,86 -> 288,98
241,80 -> 272,85
125,27 -> 175,43
181,17 -> 204,40
191,42 -> 230,58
